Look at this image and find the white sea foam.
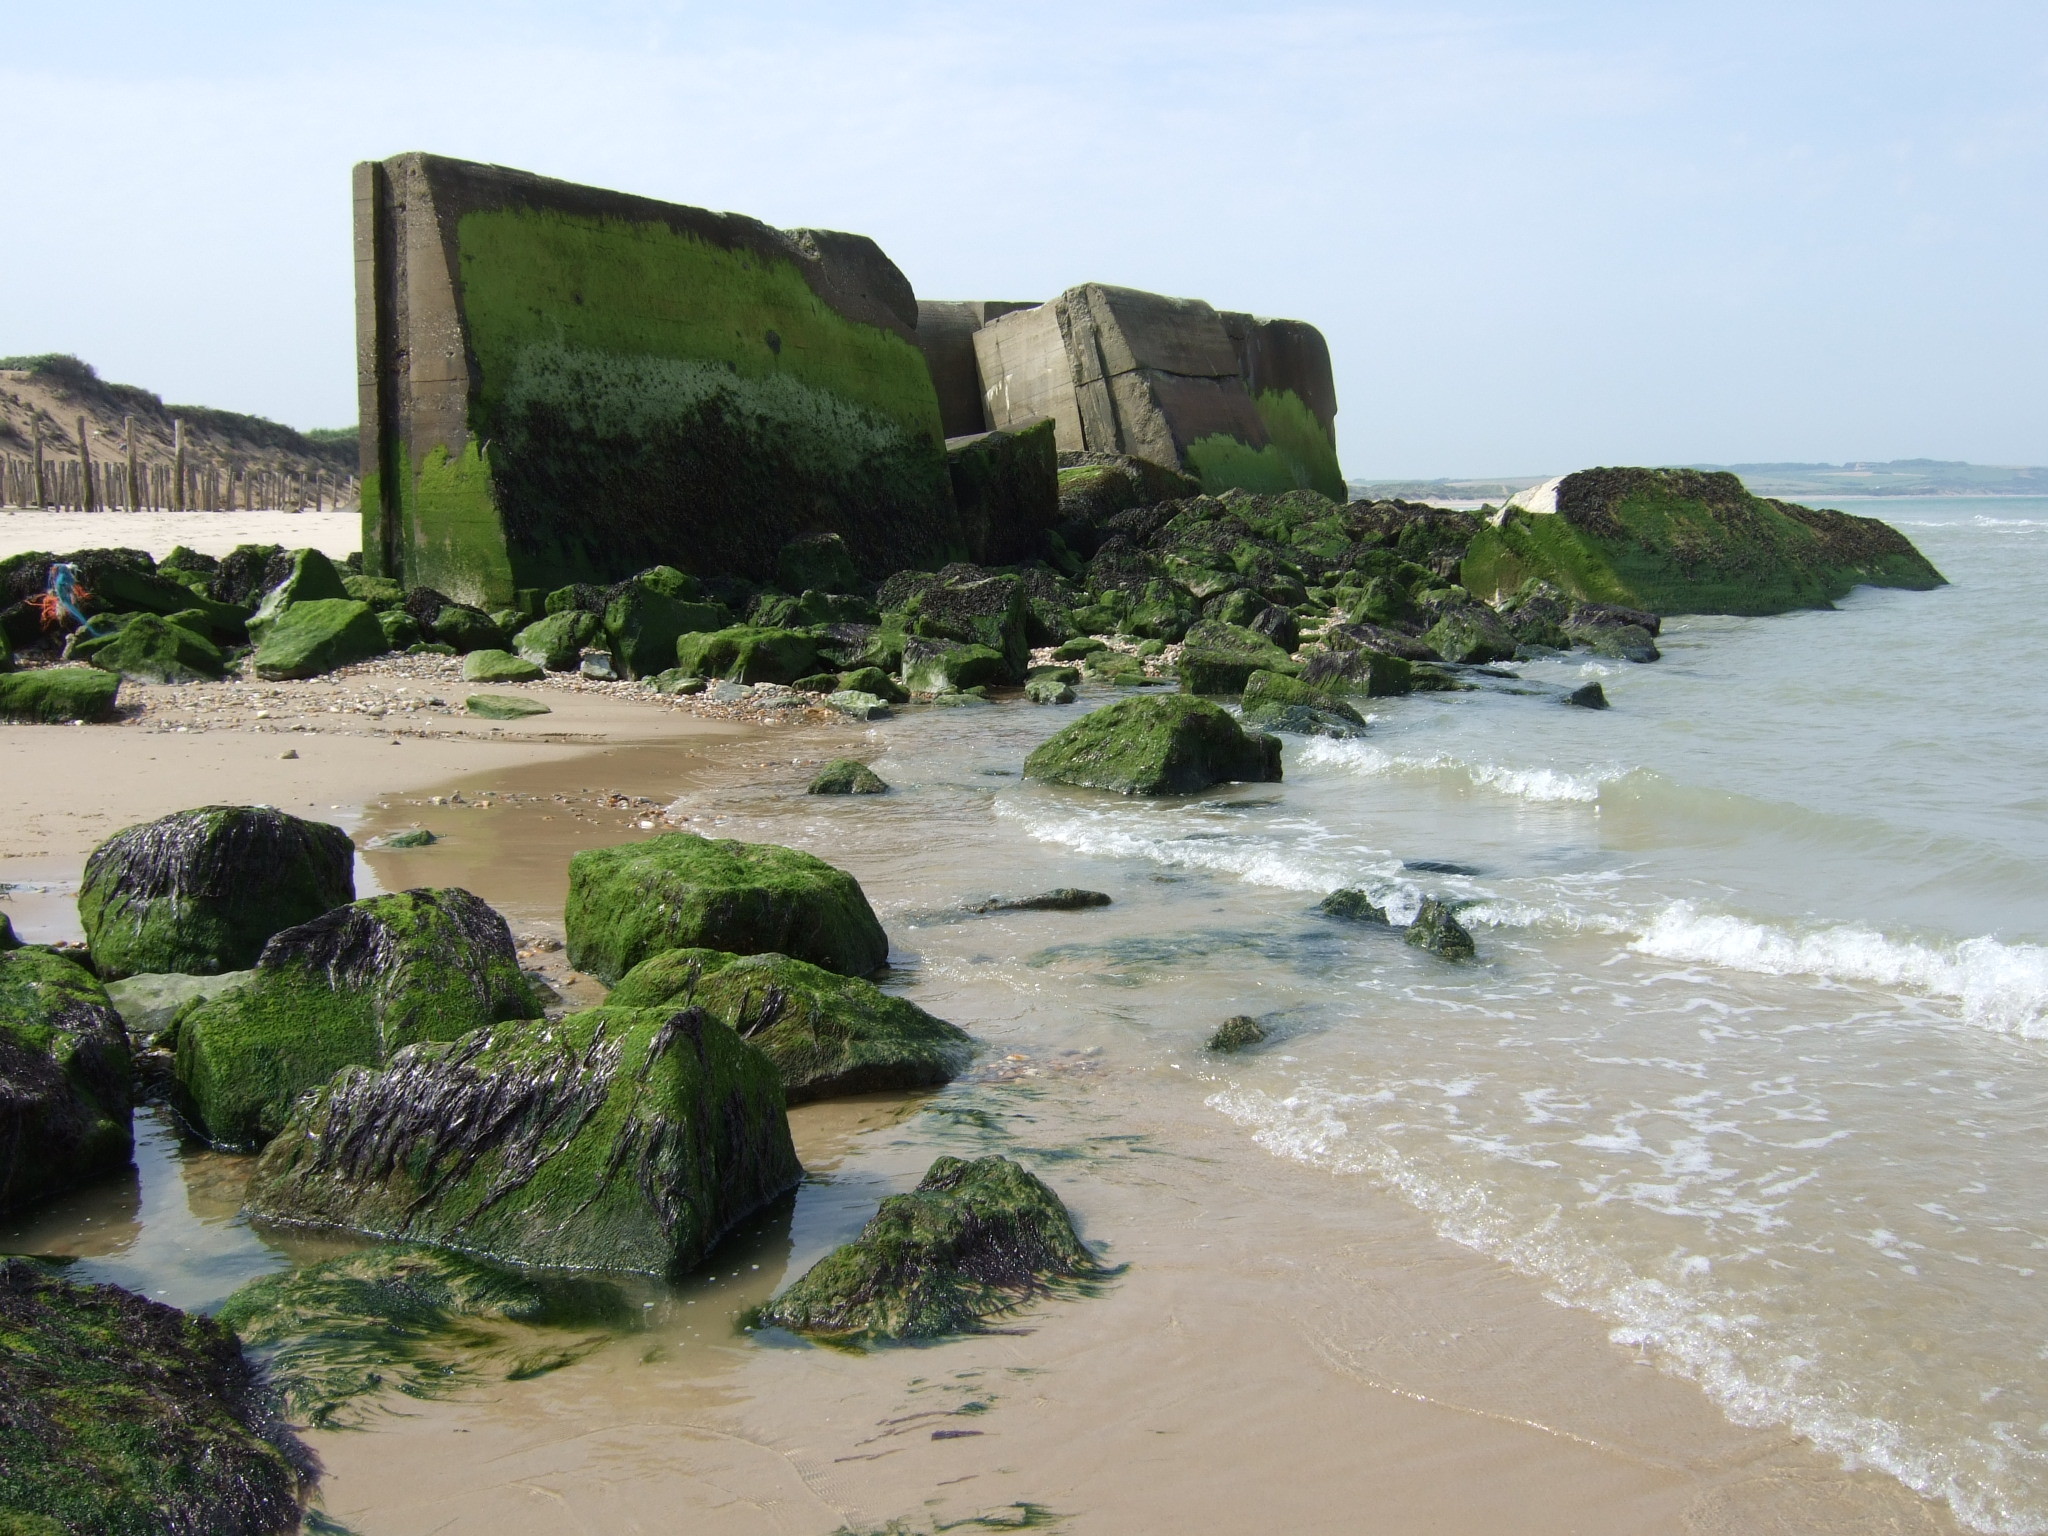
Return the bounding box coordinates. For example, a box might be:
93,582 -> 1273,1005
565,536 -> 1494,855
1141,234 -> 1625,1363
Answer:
1293,737 -> 1625,804
993,799 -> 1395,894
1631,902 -> 2048,1035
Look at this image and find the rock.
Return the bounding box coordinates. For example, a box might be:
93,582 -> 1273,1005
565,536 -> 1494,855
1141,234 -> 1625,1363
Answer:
948,420 -> 1061,567
1027,663 -> 1083,685
809,759 -> 889,795
1318,888 -> 1390,924
72,614 -> 225,684
0,912 -> 17,949
879,569 -> 1031,681
646,668 -> 708,695
754,1154 -> 1102,1342
251,598 -> 387,680
248,546 -> 349,635
604,568 -> 726,679
1239,669 -> 1367,737
175,887 -> 540,1150
900,637 -> 1006,695
577,650 -> 619,680
1565,681 -> 1610,709
607,949 -> 972,1102
74,561 -> 248,644
754,591 -> 876,629
1567,613 -> 1661,663
1298,645 -> 1413,698
931,690 -> 992,707
380,828 -> 438,847
0,1259 -> 310,1533
675,626 -> 821,686
1405,898 -> 1476,960
461,648 -> 543,683
342,572 -> 406,610
1023,694 -> 1282,796
1053,637 -> 1108,661
778,532 -> 863,595
1462,467 -> 1945,616
425,603 -> 506,654
1176,618 -> 1297,695
0,667 -> 121,723
1422,606 -> 1518,665
103,970 -> 255,1049
1024,677 -> 1076,705
826,689 -> 890,720
242,1004 -> 803,1276
833,665 -> 906,702
0,948 -> 133,1215
215,1245 -> 629,1430
466,693 -> 552,719
79,806 -> 356,979
377,608 -> 423,649
1208,1015 -> 1266,1051
512,610 -> 603,670
1082,649 -> 1149,686
967,889 -> 1111,913
566,833 -> 890,983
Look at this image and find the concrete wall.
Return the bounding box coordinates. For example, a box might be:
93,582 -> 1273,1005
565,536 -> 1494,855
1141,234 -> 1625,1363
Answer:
355,153 -> 961,607
916,300 -> 1036,439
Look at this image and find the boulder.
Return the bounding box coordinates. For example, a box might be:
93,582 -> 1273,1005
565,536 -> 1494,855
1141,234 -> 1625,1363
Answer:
675,626 -> 821,686
1238,669 -> 1366,737
607,949 -> 972,1102
1565,681 -> 1610,709
1422,606 -> 1518,665
1405,898 -> 1477,960
427,603 -> 505,653
967,889 -> 1110,913
461,648 -> 543,683
0,948 -> 133,1216
1567,611 -> 1661,663
342,572 -> 406,610
512,610 -> 603,670
948,420 -> 1060,567
377,608 -> 423,649
1025,677 -> 1076,705
242,1005 -> 803,1277
248,547 -> 349,635
79,806 -> 355,980
466,693 -> 551,719
809,759 -> 889,795
1318,888 -> 1391,924
901,637 -> 1007,695
103,970 -> 255,1049
175,887 -> 540,1150
380,828 -> 437,847
752,591 -> 875,629
1297,645 -> 1413,698
777,532 -> 863,595
566,833 -> 890,983
73,614 -> 225,684
82,561 -> 248,643
753,1154 -> 1102,1342
1208,1015 -> 1266,1051
0,667 -> 121,723
1024,694 -> 1282,796
577,651 -> 618,680
826,689 -> 890,720
604,570 -> 726,679
251,598 -> 386,680
1176,618 -> 1296,695
0,1260 -> 310,1534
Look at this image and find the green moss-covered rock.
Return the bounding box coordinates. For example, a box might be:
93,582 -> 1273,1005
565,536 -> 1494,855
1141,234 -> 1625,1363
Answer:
1238,668 -> 1366,737
461,647 -> 543,683
809,758 -> 888,795
901,638 -> 1006,695
1422,606 -> 1517,665
72,615 -> 225,684
1176,618 -> 1298,695
1405,898 -> 1476,960
242,1005 -> 803,1276
826,689 -> 889,720
251,598 -> 386,680
1318,888 -> 1391,924
604,569 -> 726,679
778,532 -> 863,595
1208,1015 -> 1266,1051
1461,468 -> 1946,615
754,1155 -> 1101,1342
1024,694 -> 1282,796
84,562 -> 248,644
566,834 -> 889,982
0,667 -> 121,723
0,949 -> 132,1215
880,569 -> 1030,680
675,625 -> 821,685
512,609 -> 602,670
215,1245 -> 629,1429
0,1260 -> 309,1535
466,692 -> 552,720
78,806 -> 355,980
1298,645 -> 1413,698
248,547 -> 349,636
377,608 -> 423,649
381,827 -> 438,847
606,948 -> 971,1102
175,887 -> 539,1150
1024,677 -> 1076,705
103,970 -> 255,1049
948,419 -> 1060,567
342,572 -> 406,610
426,602 -> 505,653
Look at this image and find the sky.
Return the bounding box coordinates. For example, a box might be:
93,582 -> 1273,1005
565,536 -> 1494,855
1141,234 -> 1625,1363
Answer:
1,0 -> 2042,477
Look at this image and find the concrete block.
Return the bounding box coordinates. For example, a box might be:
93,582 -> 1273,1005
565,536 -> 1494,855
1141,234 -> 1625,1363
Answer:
947,419 -> 1058,566
917,301 -> 1036,439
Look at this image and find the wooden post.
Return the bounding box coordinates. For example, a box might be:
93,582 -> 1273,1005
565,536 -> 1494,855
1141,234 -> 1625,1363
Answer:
32,419 -> 46,508
172,418 -> 186,512
124,415 -> 139,512
76,416 -> 96,513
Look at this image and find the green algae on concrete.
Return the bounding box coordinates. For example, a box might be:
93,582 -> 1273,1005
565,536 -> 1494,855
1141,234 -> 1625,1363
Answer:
566,833 -> 889,983
1184,389 -> 1344,501
0,1259 -> 310,1536
78,806 -> 356,980
250,598 -> 386,680
1024,694 -> 1282,796
753,1155 -> 1103,1343
0,667 -> 121,723
0,948 -> 133,1216
1460,468 -> 1946,616
242,1005 -> 803,1277
175,887 -> 539,1151
606,948 -> 972,1102
216,1245 -> 630,1429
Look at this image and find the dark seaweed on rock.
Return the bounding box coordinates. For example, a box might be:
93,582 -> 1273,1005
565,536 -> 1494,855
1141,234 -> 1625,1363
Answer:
0,947 -> 134,1216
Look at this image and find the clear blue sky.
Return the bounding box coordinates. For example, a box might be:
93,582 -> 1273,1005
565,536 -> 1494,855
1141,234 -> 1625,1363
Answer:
3,1 -> 2042,477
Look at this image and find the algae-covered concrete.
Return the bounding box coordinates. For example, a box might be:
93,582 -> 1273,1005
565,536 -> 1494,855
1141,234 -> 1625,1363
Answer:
355,154 -> 965,608
974,283 -> 1343,500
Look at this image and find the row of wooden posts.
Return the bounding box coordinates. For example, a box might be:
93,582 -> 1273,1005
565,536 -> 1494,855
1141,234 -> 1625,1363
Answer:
0,413 -> 356,513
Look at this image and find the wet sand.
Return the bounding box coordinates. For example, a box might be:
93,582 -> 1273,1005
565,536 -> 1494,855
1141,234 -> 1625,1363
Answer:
4,683 -> 1963,1534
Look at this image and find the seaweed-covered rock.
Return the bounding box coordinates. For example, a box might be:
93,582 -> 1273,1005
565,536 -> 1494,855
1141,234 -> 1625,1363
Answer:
341,572 -> 406,610
675,625 -> 821,686
1421,606 -> 1517,665
1238,669 -> 1366,737
465,693 -> 551,720
175,887 -> 540,1150
0,949 -> 133,1215
0,667 -> 121,723
948,420 -> 1060,567
1176,618 -> 1297,695
566,834 -> 889,982
1297,644 -> 1413,698
607,949 -> 972,1102
215,1244 -> 629,1429
427,603 -> 505,654
1208,1015 -> 1266,1051
778,532 -> 863,595
73,614 -> 225,684
377,608 -> 422,649
511,609 -> 603,670
78,806 -> 355,980
900,637 -> 1006,695
0,1260 -> 310,1535
1566,607 -> 1661,663
967,889 -> 1111,913
1565,681 -> 1610,709
754,1155 -> 1101,1342
879,568 -> 1031,680
1024,677 -> 1076,705
242,1005 -> 802,1276
1405,898 -> 1476,960
808,759 -> 889,795
103,970 -> 255,1049
248,547 -> 349,634
1023,695 -> 1282,796
251,598 -> 386,680
1318,888 -> 1391,924
826,690 -> 890,720
460,648 -> 543,683
604,568 -> 726,679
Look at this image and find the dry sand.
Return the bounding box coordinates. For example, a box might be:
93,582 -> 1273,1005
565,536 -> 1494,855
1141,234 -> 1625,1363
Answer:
0,507 -> 360,560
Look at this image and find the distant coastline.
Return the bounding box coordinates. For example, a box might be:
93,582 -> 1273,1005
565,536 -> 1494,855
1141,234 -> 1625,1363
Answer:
1352,459 -> 2048,506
